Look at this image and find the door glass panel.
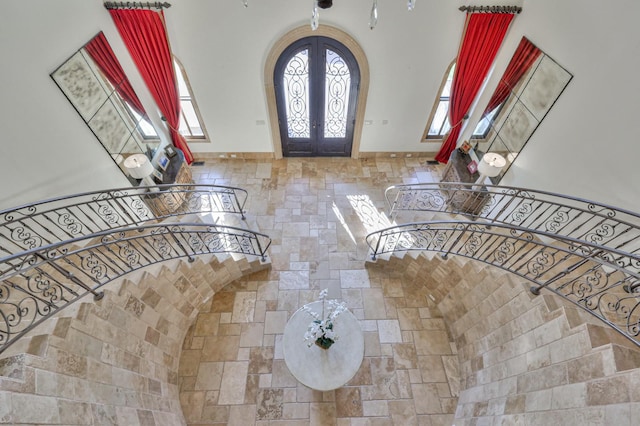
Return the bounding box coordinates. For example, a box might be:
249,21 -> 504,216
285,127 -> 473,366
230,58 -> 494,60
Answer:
283,49 -> 310,138
324,49 -> 351,138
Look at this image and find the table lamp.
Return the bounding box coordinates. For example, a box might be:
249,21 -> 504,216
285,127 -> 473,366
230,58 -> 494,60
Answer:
123,154 -> 156,187
475,153 -> 506,187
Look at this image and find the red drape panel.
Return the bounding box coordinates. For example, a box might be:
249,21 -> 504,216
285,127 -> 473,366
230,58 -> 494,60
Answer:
483,36 -> 541,116
109,9 -> 193,164
435,12 -> 514,164
84,32 -> 147,118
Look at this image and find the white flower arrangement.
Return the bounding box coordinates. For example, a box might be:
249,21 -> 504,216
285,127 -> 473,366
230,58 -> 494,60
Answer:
302,289 -> 348,349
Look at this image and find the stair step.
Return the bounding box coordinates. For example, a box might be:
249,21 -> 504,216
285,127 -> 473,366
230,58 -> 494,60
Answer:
610,342 -> 640,372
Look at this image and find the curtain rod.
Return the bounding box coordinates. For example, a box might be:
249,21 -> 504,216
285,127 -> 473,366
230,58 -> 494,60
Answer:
103,2 -> 171,10
459,5 -> 522,14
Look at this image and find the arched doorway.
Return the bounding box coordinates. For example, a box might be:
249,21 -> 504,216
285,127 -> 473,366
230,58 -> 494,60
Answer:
274,36 -> 359,157
265,25 -> 370,159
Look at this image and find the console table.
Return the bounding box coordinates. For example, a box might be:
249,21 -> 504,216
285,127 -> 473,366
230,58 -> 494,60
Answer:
440,150 -> 490,216
282,301 -> 364,391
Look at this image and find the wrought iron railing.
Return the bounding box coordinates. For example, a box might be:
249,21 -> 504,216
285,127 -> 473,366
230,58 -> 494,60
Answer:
385,183 -> 640,263
366,221 -> 640,345
0,222 -> 271,354
0,184 -> 249,272
370,181 -> 640,346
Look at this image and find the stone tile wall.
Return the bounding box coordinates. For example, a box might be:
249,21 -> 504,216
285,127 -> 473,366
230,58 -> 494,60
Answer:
0,255 -> 269,425
400,255 -> 640,426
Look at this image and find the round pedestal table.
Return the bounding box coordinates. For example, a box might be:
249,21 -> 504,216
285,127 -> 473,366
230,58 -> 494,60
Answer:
282,301 -> 364,391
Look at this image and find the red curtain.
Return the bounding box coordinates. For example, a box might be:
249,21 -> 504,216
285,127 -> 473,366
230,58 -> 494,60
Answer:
84,32 -> 147,118
435,12 -> 515,164
483,36 -> 541,116
109,9 -> 194,164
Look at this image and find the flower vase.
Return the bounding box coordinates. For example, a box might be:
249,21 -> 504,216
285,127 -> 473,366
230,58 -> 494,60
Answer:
314,336 -> 335,350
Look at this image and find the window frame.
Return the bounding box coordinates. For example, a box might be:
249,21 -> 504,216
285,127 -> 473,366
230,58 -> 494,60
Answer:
123,103 -> 160,141
173,57 -> 210,142
422,60 -> 500,143
421,60 -> 455,142
470,103 -> 504,141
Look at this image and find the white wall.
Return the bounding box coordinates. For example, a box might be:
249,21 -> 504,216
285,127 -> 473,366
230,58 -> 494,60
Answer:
166,0 -> 464,155
0,1 -> 128,209
1,0 -> 639,213
465,0 -> 640,211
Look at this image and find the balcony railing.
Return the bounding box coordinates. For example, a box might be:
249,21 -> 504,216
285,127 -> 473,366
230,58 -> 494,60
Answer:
368,183 -> 640,346
386,183 -> 640,263
0,184 -> 270,355
0,222 -> 271,354
0,184 -> 248,274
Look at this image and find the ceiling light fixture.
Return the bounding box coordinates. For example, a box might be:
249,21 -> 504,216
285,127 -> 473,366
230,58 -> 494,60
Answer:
243,0 -> 417,30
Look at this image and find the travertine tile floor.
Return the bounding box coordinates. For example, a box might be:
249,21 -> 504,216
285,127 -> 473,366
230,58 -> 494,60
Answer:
179,157 -> 458,425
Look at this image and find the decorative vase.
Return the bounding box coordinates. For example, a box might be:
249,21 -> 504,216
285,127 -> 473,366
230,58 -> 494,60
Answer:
315,336 -> 335,350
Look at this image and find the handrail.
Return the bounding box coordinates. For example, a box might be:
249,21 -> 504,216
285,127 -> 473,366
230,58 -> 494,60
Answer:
366,220 -> 640,346
0,222 -> 271,354
385,182 -> 640,263
0,184 -> 249,268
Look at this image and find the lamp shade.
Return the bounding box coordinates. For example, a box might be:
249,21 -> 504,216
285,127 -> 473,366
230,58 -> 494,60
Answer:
478,153 -> 506,178
123,154 -> 154,179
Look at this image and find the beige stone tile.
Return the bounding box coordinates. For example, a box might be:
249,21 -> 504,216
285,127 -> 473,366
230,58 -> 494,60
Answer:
341,288 -> 365,310
397,308 -> 423,330
335,387 -> 363,417
377,320 -> 402,343
412,330 -> 452,355
212,291 -> 236,313
218,361 -> 249,405
271,359 -> 299,388
296,384 -> 325,402
194,362 -> 224,391
265,311 -> 289,334
249,347 -> 274,374
411,383 -> 443,415
202,400 -> 229,423
310,402 -> 337,426
259,373 -> 273,388
393,343 -> 418,369
279,270 -> 311,290
179,391 -> 205,423
340,270 -> 371,288
283,402 -> 310,419
283,386 -> 298,402
220,312 -> 232,323
283,222 -> 311,238
362,400 -> 389,417
237,346 -> 251,360
257,281 -> 280,301
201,335 -> 240,361
240,322 -> 265,347
228,404 -> 256,425
193,312 -> 221,336
256,388 -> 284,420
363,288 -> 387,319
388,400 -> 418,425
232,291 -> 257,323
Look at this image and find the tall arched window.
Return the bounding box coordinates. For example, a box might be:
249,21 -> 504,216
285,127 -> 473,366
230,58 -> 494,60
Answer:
174,57 -> 208,141
422,61 -> 455,141
422,61 -> 497,142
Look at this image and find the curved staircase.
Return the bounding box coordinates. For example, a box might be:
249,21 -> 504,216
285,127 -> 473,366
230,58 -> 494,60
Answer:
0,252 -> 269,425
367,249 -> 640,425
